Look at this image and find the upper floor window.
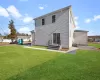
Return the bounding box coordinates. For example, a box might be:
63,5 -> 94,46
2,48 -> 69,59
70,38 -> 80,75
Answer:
52,15 -> 56,23
42,18 -> 45,25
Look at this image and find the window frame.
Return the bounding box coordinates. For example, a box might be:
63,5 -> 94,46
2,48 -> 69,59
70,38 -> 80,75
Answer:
42,18 -> 45,25
53,33 -> 60,44
52,15 -> 56,23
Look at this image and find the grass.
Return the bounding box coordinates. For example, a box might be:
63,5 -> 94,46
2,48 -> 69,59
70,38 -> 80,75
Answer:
0,45 -> 59,80
0,45 -> 100,80
32,45 -> 47,49
88,43 -> 100,48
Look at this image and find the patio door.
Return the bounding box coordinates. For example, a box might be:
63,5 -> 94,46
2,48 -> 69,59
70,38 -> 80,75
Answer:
53,33 -> 61,45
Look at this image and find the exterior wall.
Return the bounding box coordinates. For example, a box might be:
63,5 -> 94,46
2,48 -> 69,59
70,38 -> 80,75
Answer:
95,38 -> 100,42
69,9 -> 75,48
31,32 -> 35,45
34,8 -> 70,48
17,36 -> 31,41
73,32 -> 88,45
88,36 -> 100,42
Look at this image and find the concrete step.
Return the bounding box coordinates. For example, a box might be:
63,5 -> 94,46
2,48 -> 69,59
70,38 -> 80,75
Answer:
47,45 -> 60,50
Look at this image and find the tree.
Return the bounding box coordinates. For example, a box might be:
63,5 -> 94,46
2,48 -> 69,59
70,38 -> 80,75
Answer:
8,20 -> 17,42
0,33 -> 2,36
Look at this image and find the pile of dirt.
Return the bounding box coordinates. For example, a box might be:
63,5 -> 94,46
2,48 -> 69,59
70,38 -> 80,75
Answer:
96,48 -> 100,51
60,48 -> 69,51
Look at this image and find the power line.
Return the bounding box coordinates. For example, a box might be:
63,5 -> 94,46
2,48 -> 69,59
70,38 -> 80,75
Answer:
0,21 -> 34,27
5,9 -> 14,21
0,26 -> 6,35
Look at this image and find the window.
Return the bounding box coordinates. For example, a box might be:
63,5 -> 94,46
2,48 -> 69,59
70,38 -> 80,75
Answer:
57,33 -> 60,44
42,18 -> 45,25
52,15 -> 56,23
53,33 -> 60,44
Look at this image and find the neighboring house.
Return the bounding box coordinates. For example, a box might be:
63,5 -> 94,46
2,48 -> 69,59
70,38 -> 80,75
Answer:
17,36 -> 31,42
0,36 -> 3,42
88,36 -> 100,42
73,30 -> 88,45
31,5 -> 76,49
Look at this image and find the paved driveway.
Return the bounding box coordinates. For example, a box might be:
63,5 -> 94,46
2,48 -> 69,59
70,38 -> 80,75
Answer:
78,46 -> 97,50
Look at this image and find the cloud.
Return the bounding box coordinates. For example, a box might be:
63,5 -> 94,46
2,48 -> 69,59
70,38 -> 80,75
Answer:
0,5 -> 22,19
74,16 -> 80,29
75,21 -> 78,25
18,27 -> 31,34
38,4 -> 48,10
7,5 -> 22,18
85,18 -> 91,23
0,6 -> 9,17
85,15 -> 100,23
93,15 -> 100,21
74,16 -> 78,25
75,26 -> 80,29
74,17 -> 78,25
4,29 -> 10,34
23,16 -> 33,23
74,16 -> 78,20
39,6 -> 44,10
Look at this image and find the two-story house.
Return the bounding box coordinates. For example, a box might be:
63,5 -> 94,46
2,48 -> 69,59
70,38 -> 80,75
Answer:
31,5 -> 76,49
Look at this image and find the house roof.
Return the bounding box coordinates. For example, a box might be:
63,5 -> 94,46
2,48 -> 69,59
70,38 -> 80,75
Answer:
74,30 -> 89,32
30,30 -> 35,33
17,36 -> 31,39
33,5 -> 71,20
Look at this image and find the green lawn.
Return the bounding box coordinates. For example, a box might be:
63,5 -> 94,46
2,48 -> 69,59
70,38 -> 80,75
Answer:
0,45 -> 100,80
88,43 -> 100,48
32,45 -> 47,49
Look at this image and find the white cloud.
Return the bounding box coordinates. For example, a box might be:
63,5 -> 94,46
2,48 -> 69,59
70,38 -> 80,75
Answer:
18,27 -> 31,34
74,16 -> 78,20
74,16 -> 79,25
74,16 -> 80,29
38,4 -> 48,10
39,6 -> 44,10
93,15 -> 100,21
23,16 -> 33,23
75,26 -> 80,29
85,18 -> 91,23
0,6 -> 9,17
7,5 -> 22,18
85,15 -> 100,23
4,29 -> 10,34
75,21 -> 78,26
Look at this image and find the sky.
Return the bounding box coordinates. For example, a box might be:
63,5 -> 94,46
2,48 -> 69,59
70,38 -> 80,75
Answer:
0,0 -> 100,35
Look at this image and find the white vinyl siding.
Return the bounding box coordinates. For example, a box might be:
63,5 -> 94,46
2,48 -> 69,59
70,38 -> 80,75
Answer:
69,10 -> 75,48
34,8 -> 71,48
73,32 -> 88,45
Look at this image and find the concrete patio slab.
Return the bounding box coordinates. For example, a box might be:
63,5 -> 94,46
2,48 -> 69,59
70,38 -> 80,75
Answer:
23,46 -> 78,54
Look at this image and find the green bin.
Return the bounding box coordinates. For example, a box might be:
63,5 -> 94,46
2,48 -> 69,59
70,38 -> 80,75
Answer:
18,39 -> 23,45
